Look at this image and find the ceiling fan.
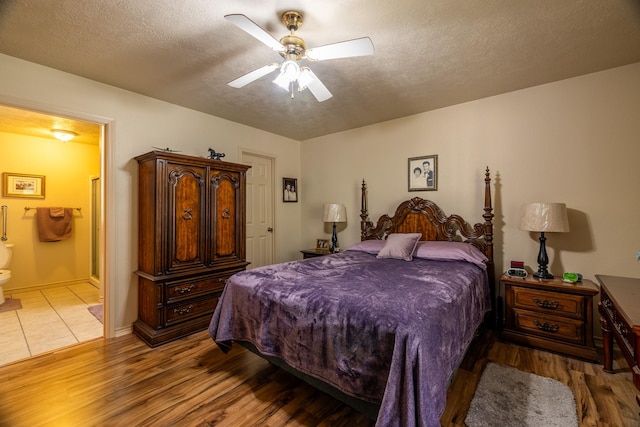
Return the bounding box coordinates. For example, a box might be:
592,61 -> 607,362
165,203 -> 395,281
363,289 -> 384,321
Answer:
225,11 -> 374,102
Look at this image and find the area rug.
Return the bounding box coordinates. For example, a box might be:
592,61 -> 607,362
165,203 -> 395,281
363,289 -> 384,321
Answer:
0,298 -> 22,313
88,304 -> 103,324
465,362 -> 578,427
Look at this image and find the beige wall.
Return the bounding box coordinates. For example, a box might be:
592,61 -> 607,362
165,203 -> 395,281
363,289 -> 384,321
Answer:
0,132 -> 99,289
0,53 -> 301,335
301,63 -> 640,286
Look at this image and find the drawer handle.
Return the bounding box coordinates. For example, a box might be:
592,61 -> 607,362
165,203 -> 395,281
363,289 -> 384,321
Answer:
175,284 -> 195,294
221,209 -> 230,219
534,320 -> 559,333
218,278 -> 228,285
173,305 -> 193,315
533,298 -> 559,309
182,209 -> 193,220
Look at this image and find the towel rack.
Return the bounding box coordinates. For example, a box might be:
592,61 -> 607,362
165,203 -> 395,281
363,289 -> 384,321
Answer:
24,207 -> 82,212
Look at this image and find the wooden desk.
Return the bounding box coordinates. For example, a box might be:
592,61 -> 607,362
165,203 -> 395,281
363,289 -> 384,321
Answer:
596,274 -> 640,408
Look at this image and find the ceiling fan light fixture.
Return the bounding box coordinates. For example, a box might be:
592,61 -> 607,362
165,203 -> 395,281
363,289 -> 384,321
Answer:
51,129 -> 77,142
273,59 -> 300,91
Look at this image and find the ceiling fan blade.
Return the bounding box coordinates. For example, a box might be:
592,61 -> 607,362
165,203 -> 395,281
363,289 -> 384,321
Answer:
305,70 -> 333,102
224,14 -> 284,52
305,37 -> 374,61
228,63 -> 280,88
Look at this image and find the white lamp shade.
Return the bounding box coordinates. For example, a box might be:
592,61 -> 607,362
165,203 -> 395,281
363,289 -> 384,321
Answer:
519,202 -> 569,232
323,203 -> 347,223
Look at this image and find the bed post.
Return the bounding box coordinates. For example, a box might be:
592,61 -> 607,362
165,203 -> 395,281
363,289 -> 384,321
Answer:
483,167 -> 497,328
483,167 -> 494,263
360,179 -> 370,240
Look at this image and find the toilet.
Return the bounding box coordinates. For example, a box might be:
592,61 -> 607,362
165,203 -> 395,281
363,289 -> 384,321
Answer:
0,242 -> 13,305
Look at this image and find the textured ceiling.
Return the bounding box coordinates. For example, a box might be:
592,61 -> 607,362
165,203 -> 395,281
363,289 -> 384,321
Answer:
0,0 -> 639,141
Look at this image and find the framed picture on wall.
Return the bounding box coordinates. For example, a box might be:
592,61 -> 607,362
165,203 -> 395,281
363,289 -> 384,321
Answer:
283,177 -> 298,202
2,172 -> 46,198
408,155 -> 438,191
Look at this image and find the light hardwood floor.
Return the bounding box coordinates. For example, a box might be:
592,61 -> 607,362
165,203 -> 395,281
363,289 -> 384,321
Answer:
0,328 -> 637,426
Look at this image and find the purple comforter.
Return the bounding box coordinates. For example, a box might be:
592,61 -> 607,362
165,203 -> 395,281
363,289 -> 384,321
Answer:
209,249 -> 490,427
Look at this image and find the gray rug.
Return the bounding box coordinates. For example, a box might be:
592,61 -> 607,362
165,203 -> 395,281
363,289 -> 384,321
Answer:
0,298 -> 22,313
88,304 -> 103,324
465,362 -> 578,427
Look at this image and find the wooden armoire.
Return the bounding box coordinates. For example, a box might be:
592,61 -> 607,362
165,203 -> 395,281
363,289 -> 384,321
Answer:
134,150 -> 250,347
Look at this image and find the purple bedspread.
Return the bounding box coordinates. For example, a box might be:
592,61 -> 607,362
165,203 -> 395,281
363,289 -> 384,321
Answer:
209,250 -> 490,427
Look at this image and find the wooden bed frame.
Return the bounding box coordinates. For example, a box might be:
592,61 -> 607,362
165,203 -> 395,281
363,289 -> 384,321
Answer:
238,167 -> 496,421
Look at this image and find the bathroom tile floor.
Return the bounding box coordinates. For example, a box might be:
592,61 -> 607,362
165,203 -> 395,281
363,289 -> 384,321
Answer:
0,282 -> 103,366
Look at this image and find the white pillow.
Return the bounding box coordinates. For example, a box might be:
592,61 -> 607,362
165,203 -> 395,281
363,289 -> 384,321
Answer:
376,233 -> 422,261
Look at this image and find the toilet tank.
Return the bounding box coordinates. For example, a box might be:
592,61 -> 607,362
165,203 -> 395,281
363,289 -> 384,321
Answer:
0,242 -> 13,269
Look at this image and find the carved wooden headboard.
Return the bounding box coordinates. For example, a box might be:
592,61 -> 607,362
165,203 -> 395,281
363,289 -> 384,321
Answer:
360,168 -> 494,265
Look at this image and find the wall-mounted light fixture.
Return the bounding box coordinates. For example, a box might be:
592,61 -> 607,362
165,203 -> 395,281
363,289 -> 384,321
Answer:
51,129 -> 77,142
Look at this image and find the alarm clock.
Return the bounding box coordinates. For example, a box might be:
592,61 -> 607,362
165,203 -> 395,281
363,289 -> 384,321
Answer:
507,267 -> 528,278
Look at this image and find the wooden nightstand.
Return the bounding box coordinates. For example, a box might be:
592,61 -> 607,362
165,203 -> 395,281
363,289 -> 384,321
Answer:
501,273 -> 599,362
300,249 -> 331,259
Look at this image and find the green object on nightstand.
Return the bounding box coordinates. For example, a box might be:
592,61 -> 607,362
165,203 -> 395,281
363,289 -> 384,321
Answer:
562,272 -> 582,283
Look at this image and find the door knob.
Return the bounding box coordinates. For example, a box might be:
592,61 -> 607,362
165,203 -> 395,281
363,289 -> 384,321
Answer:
267,227 -> 273,232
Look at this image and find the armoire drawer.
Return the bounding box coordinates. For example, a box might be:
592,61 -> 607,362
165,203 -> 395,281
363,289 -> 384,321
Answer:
165,295 -> 219,326
165,270 -> 239,304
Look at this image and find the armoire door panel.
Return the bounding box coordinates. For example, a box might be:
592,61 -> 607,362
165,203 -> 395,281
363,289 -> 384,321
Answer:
210,171 -> 242,262
167,163 -> 207,273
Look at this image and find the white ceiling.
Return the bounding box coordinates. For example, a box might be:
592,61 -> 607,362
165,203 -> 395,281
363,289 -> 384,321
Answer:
0,0 -> 639,141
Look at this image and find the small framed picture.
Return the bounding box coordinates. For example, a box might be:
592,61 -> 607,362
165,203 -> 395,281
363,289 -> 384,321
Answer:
316,238 -> 330,252
408,155 -> 438,191
2,172 -> 46,198
283,177 -> 298,202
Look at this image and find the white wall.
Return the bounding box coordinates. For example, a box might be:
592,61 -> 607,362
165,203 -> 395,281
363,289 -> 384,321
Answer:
301,63 -> 640,286
0,53 -> 301,335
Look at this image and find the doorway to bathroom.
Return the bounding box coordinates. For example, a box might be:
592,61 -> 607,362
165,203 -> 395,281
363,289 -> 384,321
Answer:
0,102 -> 108,366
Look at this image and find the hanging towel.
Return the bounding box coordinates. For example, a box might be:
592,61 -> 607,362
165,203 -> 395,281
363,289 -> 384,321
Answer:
49,207 -> 65,218
36,207 -> 73,242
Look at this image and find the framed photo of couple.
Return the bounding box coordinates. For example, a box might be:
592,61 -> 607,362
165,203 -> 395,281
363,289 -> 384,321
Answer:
408,155 -> 438,191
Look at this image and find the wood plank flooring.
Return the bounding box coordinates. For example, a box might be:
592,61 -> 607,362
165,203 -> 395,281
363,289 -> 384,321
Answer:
0,328 -> 637,426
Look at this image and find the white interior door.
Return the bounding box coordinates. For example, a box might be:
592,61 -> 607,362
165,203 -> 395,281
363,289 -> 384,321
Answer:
242,152 -> 274,269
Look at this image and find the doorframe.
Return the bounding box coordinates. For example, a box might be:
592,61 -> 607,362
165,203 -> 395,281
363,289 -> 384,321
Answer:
239,147 -> 276,266
0,94 -> 116,338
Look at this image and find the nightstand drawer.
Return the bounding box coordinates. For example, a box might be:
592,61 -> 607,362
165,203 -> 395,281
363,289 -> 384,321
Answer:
511,286 -> 584,319
512,308 -> 585,344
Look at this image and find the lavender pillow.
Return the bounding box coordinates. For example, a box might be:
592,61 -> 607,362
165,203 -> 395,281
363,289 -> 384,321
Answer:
345,240 -> 386,254
376,233 -> 422,261
414,241 -> 488,269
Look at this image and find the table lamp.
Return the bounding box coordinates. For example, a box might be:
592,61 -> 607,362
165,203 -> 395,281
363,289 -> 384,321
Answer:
519,202 -> 569,279
323,203 -> 347,253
